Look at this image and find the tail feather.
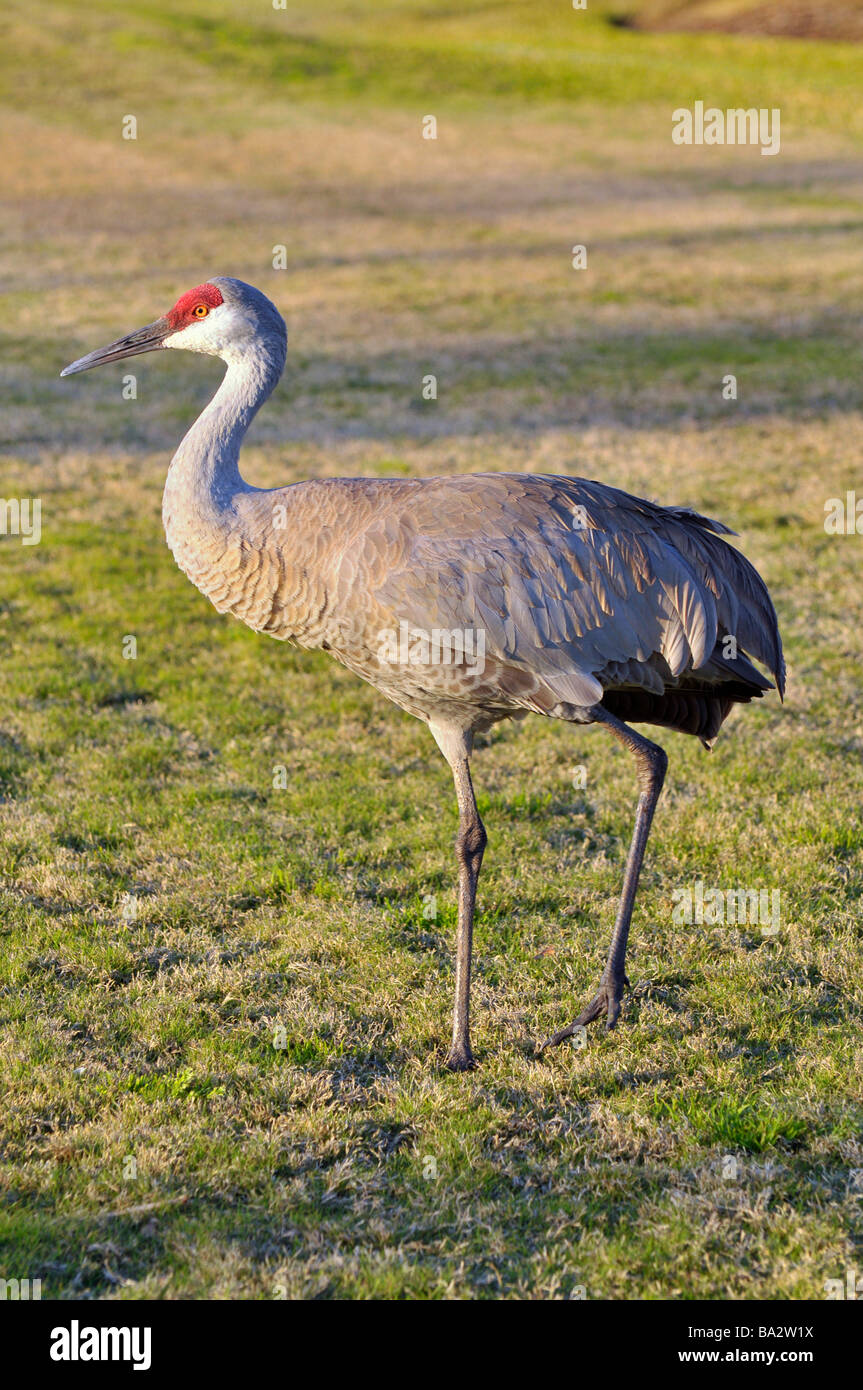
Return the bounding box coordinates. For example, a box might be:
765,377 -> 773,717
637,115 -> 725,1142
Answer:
601,684 -> 752,746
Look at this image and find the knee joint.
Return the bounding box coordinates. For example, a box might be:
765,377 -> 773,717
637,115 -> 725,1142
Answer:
457,818 -> 487,860
638,742 -> 667,794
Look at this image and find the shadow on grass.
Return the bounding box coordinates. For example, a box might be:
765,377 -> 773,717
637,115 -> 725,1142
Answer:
10,289 -> 863,459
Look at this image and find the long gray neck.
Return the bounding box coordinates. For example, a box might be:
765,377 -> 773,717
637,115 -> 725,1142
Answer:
164,343 -> 284,515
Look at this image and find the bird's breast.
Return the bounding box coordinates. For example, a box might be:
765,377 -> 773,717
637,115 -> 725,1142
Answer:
162,498 -> 337,648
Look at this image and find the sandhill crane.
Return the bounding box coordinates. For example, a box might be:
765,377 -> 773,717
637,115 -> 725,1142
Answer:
62,278 -> 785,1071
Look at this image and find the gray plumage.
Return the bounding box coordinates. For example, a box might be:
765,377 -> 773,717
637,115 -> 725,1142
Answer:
62,277 -> 785,1070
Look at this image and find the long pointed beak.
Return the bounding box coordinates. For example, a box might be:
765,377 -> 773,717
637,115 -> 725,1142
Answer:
60,316 -> 172,377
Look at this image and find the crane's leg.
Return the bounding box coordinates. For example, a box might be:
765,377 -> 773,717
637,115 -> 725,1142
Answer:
445,753 -> 487,1072
539,706 -> 667,1052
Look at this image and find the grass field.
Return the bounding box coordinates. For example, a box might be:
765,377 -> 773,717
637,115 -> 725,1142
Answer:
1,0 -> 862,1299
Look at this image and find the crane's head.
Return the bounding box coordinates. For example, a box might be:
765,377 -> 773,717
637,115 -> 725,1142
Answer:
60,277 -> 287,378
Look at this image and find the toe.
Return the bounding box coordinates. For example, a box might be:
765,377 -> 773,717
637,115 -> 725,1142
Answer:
574,992 -> 607,1028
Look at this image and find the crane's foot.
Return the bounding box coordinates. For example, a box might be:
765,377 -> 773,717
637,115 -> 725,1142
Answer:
445,1039 -> 477,1072
537,970 -> 629,1053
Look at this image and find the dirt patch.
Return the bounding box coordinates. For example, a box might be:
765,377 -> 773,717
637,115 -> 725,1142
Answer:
619,1 -> 863,41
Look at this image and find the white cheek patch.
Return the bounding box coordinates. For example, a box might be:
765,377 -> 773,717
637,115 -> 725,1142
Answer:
163,304 -> 241,356
164,321 -> 219,354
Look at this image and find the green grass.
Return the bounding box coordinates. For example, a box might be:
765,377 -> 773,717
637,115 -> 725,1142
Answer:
0,0 -> 862,1300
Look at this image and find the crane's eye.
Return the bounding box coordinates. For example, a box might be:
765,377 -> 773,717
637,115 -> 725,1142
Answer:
193,304 -> 209,318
